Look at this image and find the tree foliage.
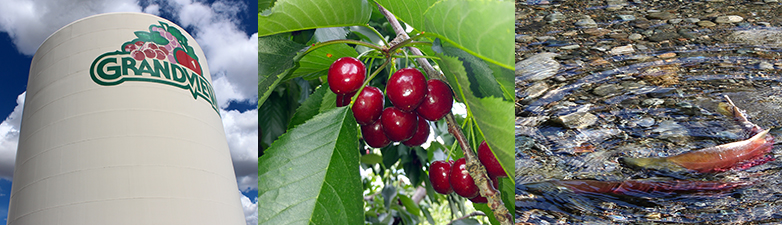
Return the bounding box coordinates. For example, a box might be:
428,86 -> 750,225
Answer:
258,0 -> 513,224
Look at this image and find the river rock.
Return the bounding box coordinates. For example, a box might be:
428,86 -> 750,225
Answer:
617,15 -> 636,21
697,20 -> 716,27
610,44 -> 635,55
576,18 -> 598,28
593,84 -> 622,96
728,29 -> 782,48
606,0 -> 627,11
715,15 -> 743,23
546,12 -> 566,23
521,82 -> 549,99
647,12 -> 676,20
648,32 -> 680,42
516,52 -> 561,82
553,112 -> 598,129
637,117 -> 656,127
652,120 -> 689,142
758,61 -> 774,70
642,98 -> 664,106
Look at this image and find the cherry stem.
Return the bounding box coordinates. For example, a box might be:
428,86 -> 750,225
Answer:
377,3 -> 512,225
359,24 -> 390,47
301,39 -> 383,59
348,57 -> 393,106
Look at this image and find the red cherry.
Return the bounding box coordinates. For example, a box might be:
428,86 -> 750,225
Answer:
352,86 -> 384,125
144,49 -> 155,58
148,43 -> 158,49
124,44 -> 137,52
470,195 -> 488,204
478,140 -> 506,178
336,92 -> 356,107
155,49 -> 166,60
361,119 -> 390,148
327,57 -> 366,94
416,79 -> 453,121
450,158 -> 479,198
380,107 -> 418,142
402,116 -> 429,147
386,68 -> 427,111
175,49 -> 202,75
429,160 -> 453,194
135,41 -> 144,46
131,50 -> 145,61
159,47 -> 168,55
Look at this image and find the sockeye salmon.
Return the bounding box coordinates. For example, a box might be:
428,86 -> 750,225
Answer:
521,179 -> 750,196
619,95 -> 775,173
620,129 -> 773,173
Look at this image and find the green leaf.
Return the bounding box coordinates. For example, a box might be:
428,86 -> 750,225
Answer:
424,0 -> 514,69
360,153 -> 383,165
134,31 -> 151,41
436,52 -> 514,184
319,89 -> 337,113
258,107 -> 362,224
401,149 -> 423,187
488,62 -> 514,102
451,218 -> 481,225
288,83 -> 328,129
259,82 -> 299,149
258,0 -> 373,36
374,0 -> 438,31
421,207 -> 435,225
260,0 -> 277,12
469,97 -> 514,183
421,173 -> 437,205
293,43 -> 358,80
434,40 -> 508,101
259,33 -> 306,107
498,176 -> 515,220
398,195 -> 421,216
149,31 -> 169,45
473,204 -> 496,225
382,184 -> 397,209
314,27 -> 350,42
435,54 -> 468,104
392,204 -> 418,225
381,145 -> 402,168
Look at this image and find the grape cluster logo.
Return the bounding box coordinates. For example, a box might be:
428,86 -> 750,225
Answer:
90,21 -> 218,114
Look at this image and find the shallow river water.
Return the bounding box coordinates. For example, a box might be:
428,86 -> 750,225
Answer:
516,0 -> 782,224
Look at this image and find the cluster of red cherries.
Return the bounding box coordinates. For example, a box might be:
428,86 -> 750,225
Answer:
430,141 -> 508,203
327,57 -> 453,148
328,57 -> 504,204
125,41 -> 169,61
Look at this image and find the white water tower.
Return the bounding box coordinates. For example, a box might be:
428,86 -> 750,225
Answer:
8,12 -> 245,225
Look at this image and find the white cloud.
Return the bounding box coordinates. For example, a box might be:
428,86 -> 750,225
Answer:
143,4 -> 161,15
240,194 -> 258,225
0,0 -> 143,55
168,0 -> 259,107
0,92 -> 24,180
220,109 -> 258,192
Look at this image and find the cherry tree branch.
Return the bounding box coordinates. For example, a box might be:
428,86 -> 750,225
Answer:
376,3 -> 512,225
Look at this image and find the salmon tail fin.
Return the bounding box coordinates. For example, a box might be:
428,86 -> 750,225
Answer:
722,95 -> 764,136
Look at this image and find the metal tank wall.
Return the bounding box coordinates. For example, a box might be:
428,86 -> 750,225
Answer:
8,12 -> 245,225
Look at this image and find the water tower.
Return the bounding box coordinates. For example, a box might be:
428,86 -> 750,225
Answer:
8,12 -> 245,224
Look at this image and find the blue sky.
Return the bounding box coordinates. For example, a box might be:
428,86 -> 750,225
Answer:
0,0 -> 258,224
